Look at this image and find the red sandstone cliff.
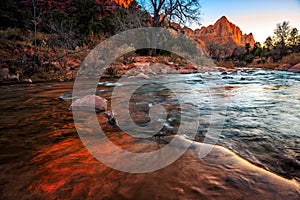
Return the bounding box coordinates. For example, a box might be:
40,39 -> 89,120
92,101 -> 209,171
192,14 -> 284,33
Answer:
173,16 -> 255,58
115,0 -> 132,8
13,0 -> 130,14
195,16 -> 255,47
175,16 -> 255,48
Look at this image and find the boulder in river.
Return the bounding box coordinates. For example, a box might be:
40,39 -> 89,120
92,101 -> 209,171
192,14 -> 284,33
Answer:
276,64 -> 292,71
288,63 -> 300,73
30,134 -> 300,200
70,94 -> 107,113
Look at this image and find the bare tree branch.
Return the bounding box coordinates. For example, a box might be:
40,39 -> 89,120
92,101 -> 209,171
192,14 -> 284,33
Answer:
139,0 -> 201,27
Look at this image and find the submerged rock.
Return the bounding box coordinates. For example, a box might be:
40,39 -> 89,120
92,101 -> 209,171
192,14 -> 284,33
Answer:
31,134 -> 300,200
70,94 -> 107,113
103,111 -> 118,127
222,76 -> 234,79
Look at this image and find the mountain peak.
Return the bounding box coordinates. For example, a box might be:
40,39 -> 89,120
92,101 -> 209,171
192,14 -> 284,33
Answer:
217,16 -> 229,23
195,16 -> 255,47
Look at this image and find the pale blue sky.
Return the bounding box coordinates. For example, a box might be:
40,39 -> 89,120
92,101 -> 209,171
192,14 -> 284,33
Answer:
195,0 -> 300,43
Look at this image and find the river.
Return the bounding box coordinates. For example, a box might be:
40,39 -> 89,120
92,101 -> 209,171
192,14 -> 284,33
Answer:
0,69 -> 299,199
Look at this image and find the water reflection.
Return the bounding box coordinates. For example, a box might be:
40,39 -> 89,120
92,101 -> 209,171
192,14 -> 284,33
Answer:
0,70 -> 300,199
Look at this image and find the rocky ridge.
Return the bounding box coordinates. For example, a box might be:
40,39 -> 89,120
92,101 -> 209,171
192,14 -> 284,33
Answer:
13,0 -> 127,15
173,16 -> 255,48
195,16 -> 255,47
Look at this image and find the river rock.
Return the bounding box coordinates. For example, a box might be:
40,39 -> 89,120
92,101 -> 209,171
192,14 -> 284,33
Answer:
10,74 -> 20,81
177,68 -> 195,74
23,78 -> 32,83
0,68 -> 10,79
227,68 -> 238,73
276,64 -> 291,71
71,94 -> 107,112
288,63 -> 300,73
103,111 -> 118,127
222,76 -> 234,79
137,72 -> 150,79
217,67 -> 227,72
132,56 -> 157,63
110,62 -> 128,70
128,73 -> 150,80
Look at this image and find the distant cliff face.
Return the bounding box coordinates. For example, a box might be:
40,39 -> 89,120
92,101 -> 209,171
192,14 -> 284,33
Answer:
174,16 -> 255,58
115,0 -> 132,8
14,0 -> 129,13
177,16 -> 255,47
194,16 -> 255,47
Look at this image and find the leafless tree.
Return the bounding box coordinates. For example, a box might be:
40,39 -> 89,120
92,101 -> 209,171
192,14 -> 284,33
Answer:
43,11 -> 82,69
47,14 -> 78,52
139,0 -> 202,27
30,0 -> 42,69
113,4 -> 150,32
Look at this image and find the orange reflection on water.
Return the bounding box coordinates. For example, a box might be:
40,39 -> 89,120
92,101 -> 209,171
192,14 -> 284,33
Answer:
29,113 -> 300,199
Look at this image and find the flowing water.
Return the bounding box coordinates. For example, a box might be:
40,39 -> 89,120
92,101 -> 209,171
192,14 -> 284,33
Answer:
0,69 -> 299,199
95,69 -> 300,179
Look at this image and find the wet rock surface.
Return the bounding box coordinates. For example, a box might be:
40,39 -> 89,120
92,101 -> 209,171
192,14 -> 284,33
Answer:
70,94 -> 108,113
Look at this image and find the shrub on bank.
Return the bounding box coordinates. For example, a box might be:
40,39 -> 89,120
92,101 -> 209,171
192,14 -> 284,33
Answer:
281,53 -> 300,66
